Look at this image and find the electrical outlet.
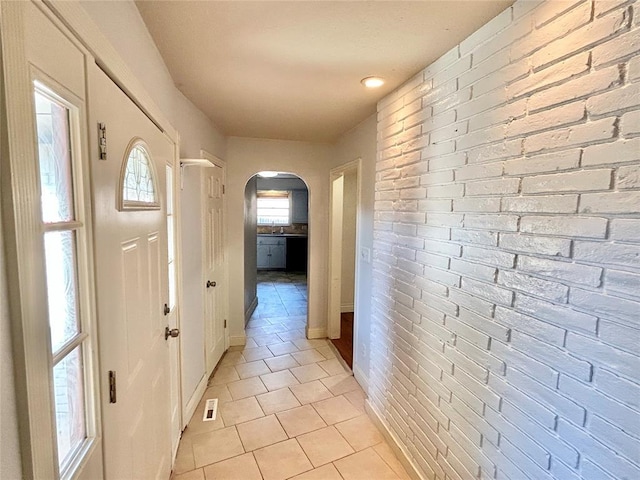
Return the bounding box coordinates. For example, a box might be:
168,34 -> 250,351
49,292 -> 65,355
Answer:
360,247 -> 371,264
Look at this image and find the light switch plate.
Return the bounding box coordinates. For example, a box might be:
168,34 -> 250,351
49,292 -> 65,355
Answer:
360,247 -> 371,264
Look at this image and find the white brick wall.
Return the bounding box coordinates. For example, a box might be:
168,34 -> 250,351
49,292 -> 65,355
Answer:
370,1 -> 640,479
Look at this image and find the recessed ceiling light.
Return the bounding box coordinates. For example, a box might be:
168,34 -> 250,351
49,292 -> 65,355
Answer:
258,171 -> 279,178
361,76 -> 385,88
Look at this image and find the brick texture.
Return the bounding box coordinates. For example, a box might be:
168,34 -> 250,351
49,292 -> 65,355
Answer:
370,1 -> 640,479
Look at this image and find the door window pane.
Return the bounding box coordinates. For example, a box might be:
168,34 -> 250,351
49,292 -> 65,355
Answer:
122,144 -> 157,205
53,346 -> 86,470
44,231 -> 80,353
34,92 -> 75,223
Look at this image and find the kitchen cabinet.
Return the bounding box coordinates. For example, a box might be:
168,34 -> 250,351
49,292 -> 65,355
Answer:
291,190 -> 308,224
257,236 -> 286,269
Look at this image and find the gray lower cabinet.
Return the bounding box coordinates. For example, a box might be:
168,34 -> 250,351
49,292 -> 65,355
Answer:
257,236 -> 286,269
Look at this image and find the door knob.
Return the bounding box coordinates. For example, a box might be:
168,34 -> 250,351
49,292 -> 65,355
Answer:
206,280 -> 216,288
165,327 -> 180,340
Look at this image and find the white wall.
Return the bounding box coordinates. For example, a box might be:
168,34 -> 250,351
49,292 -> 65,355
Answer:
370,1 -> 640,479
340,169 -> 357,311
80,0 -> 227,416
332,114 -> 377,384
227,137 -> 333,342
244,176 -> 258,321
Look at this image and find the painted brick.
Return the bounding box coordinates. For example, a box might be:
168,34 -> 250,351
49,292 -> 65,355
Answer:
569,288 -> 640,326
621,109 -> 640,137
517,255 -> 602,287
467,139 -> 521,164
468,99 -> 527,133
464,214 -> 519,232
458,307 -> 510,342
449,258 -> 496,282
520,215 -> 608,238
598,321 -> 640,356
593,368 -> 640,411
448,288 -> 495,318
494,306 -> 565,346
617,164 -> 640,189
462,245 -> 515,268
604,269 -> 640,296
580,191 -> 640,214
573,240 -> 640,269
451,228 -> 498,247
465,178 -> 520,196
453,197 -> 501,213
524,117 -> 616,154
502,194 -> 579,213
473,61 -> 529,98
499,233 -> 571,256
515,294 -> 598,334
498,270 -> 569,303
503,149 -> 580,175
426,184 -> 464,198
455,162 -> 502,181
610,218 -> 640,242
588,415 -> 640,464
581,137 -> 640,167
528,64 -> 622,112
587,83 -> 640,117
630,54 -> 640,82
491,340 -> 560,388
522,169 -> 612,194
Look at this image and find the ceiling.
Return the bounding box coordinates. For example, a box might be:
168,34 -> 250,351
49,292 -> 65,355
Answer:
136,1 -> 513,143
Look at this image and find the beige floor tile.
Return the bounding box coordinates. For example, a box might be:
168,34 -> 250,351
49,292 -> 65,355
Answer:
174,468 -> 204,480
290,380 -> 333,405
314,345 -> 337,360
291,349 -> 327,365
237,414 -> 288,451
277,330 -> 306,341
276,405 -> 327,438
312,395 -> 361,425
256,387 -> 301,415
290,363 -> 328,383
336,414 -> 384,451
244,338 -> 259,349
321,374 -> 362,396
334,448 -> 401,480
235,360 -> 271,379
290,463 -> 343,480
200,385 -> 233,406
268,341 -> 299,356
260,369 -> 300,391
219,351 -> 245,366
243,346 -> 275,362
173,437 -> 195,474
373,443 -> 411,480
210,366 -> 240,385
297,426 -> 354,467
343,389 -> 366,413
292,338 -> 328,351
220,396 -> 265,426
191,426 -> 245,468
252,333 -> 283,346
182,401 -> 225,438
253,439 -> 313,480
202,452 -> 262,480
265,354 -> 300,372
318,358 -> 348,376
227,376 -> 268,400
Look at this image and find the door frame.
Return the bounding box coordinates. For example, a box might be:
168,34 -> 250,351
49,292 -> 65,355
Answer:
328,159 -> 362,363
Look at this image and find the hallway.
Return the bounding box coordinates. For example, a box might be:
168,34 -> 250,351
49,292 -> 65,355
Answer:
172,273 -> 409,480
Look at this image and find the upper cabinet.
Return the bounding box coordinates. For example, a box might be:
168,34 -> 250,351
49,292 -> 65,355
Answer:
291,189 -> 308,224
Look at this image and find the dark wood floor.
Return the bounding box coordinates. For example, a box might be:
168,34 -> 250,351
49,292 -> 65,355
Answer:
331,312 -> 353,368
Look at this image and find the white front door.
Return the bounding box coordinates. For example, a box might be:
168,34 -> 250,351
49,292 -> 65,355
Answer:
88,64 -> 173,479
203,164 -> 226,373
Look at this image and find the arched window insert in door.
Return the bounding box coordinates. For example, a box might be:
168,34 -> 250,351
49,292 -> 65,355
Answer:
119,138 -> 160,210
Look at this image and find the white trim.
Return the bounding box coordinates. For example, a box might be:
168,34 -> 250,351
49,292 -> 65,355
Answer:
306,327 -> 327,339
365,401 -> 424,480
353,364 -> 369,393
182,374 -> 208,431
340,303 -> 354,313
229,335 -> 246,347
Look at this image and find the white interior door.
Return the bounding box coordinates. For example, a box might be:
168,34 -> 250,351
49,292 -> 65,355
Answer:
203,164 -> 226,373
88,64 -> 173,479
329,175 -> 344,339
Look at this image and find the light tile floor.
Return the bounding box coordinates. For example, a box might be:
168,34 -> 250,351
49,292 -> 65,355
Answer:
173,272 -> 410,480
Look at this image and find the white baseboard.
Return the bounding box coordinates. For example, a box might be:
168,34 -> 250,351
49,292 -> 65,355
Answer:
365,400 -> 424,480
306,327 -> 327,339
229,335 -> 246,347
182,373 -> 208,430
353,364 -> 369,393
245,297 -> 258,324
340,303 -> 354,313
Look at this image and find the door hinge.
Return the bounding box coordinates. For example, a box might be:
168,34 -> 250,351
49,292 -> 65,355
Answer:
224,319 -> 227,328
109,370 -> 117,404
98,123 -> 107,160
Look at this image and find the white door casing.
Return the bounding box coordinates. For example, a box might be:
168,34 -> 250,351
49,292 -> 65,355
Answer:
203,161 -> 226,374
88,63 -> 173,480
